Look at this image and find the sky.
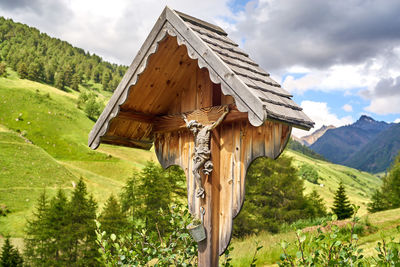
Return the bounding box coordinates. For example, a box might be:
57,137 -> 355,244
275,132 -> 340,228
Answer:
1,0 -> 400,137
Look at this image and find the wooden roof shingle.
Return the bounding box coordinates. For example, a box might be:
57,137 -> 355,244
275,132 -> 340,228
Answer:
88,6 -> 314,149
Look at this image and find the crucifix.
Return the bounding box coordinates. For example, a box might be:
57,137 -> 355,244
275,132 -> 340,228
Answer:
182,106 -> 229,199
88,6 -> 313,266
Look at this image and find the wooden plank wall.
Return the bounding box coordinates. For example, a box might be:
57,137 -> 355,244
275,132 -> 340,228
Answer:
154,63 -> 292,256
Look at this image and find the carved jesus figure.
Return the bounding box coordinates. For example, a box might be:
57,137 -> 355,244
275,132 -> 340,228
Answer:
182,106 -> 229,198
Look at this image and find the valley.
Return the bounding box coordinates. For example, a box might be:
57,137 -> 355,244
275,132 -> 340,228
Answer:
0,70 -> 382,238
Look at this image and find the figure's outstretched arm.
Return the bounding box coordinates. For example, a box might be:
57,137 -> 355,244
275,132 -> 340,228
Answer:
210,106 -> 229,130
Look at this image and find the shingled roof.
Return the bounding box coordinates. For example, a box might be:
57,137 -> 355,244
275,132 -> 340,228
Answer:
88,6 -> 314,149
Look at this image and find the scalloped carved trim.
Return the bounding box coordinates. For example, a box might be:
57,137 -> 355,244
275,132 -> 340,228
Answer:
90,21 -> 264,150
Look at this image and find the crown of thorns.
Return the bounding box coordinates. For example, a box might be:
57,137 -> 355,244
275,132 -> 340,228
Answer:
187,120 -> 201,128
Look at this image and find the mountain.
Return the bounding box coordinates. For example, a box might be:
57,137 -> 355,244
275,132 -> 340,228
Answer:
298,125 -> 336,146
310,115 -> 395,172
344,123 -> 400,173
287,138 -> 326,161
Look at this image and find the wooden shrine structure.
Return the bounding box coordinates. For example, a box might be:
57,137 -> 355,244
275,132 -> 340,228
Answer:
89,7 -> 314,266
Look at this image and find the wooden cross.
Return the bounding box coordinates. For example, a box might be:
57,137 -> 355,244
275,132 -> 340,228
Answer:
88,7 -> 313,266
154,99 -> 291,267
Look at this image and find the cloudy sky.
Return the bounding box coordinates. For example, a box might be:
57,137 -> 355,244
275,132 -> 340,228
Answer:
2,0 -> 400,136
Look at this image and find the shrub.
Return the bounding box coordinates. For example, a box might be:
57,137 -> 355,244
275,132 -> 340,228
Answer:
298,164 -> 320,184
0,62 -> 7,77
84,98 -> 100,120
0,204 -> 10,216
96,204 -> 198,266
278,206 -> 400,266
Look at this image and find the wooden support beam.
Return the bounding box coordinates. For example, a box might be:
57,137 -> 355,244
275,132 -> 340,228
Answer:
100,135 -> 153,150
154,105 -> 247,133
118,110 -> 156,124
114,105 -> 249,134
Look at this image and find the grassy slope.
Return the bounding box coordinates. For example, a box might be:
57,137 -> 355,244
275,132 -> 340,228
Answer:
0,71 -> 388,261
228,150 -> 383,266
0,71 -> 155,237
230,208 -> 400,266
284,150 -> 381,215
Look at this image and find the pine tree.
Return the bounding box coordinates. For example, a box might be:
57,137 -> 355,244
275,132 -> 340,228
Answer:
54,70 -> 65,90
110,74 -> 121,91
46,189 -> 69,265
63,65 -> 73,87
233,156 -> 309,236
24,190 -> 50,266
84,97 -> 100,120
120,162 -> 186,238
120,170 -> 141,237
17,62 -> 28,79
27,62 -> 40,81
66,178 -> 98,266
0,62 -> 7,77
0,237 -> 23,267
305,190 -> 327,219
71,73 -> 81,91
368,152 -> 400,212
98,194 -> 128,237
331,182 -> 353,220
101,69 -> 111,91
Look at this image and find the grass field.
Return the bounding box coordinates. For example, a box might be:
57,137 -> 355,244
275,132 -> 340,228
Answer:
0,72 -> 155,237
229,208 -> 400,266
0,72 -> 390,264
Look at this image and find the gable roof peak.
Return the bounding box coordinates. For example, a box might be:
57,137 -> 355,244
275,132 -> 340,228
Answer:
88,6 -> 314,149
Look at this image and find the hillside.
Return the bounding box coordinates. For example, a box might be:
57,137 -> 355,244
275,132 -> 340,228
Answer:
287,138 -> 326,161
0,72 -> 382,238
345,123 -> 400,173
0,71 -> 156,237
283,150 -> 381,215
230,207 -> 400,266
0,16 -> 127,92
311,115 -> 392,167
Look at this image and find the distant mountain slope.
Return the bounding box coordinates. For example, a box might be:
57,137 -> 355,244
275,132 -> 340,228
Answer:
344,123 -> 400,173
310,115 -> 391,165
284,150 -> 381,215
299,125 -> 336,146
287,138 -> 326,161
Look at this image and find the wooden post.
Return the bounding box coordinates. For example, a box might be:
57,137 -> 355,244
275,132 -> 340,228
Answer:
88,7 -> 312,266
198,128 -> 220,266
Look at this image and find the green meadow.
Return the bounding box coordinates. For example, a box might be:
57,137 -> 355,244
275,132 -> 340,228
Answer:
1,72 -> 393,266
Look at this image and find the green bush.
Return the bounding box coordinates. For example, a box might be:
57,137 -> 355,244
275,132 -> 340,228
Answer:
0,62 -> 7,77
298,164 -> 320,184
368,152 -> 400,212
0,204 -> 10,216
96,204 -> 198,266
234,157 -> 327,237
278,206 -> 400,266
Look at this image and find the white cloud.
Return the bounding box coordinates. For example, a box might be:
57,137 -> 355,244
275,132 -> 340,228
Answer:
282,63 -> 386,94
1,0 -> 233,65
394,118 -> 400,123
364,97 -> 400,115
361,75 -> 400,115
342,104 -> 353,112
2,0 -> 400,121
293,101 -> 353,137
